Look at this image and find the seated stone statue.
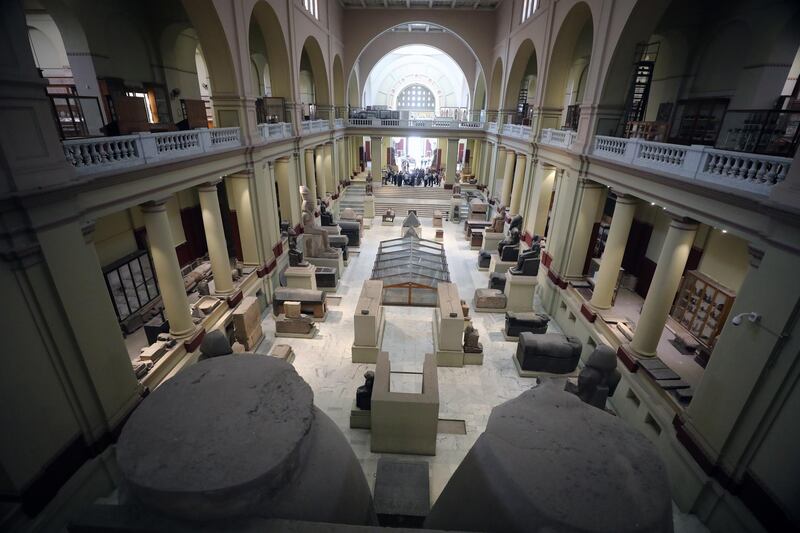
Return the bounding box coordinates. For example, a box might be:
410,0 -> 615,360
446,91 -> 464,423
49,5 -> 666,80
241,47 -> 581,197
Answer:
463,325 -> 483,354
509,247 -> 540,277
565,345 -> 621,410
508,214 -> 523,234
356,370 -> 375,410
497,227 -> 521,262
288,229 -> 307,267
299,186 -> 338,259
319,201 -> 334,226
515,332 -> 581,374
488,205 -> 506,233
383,209 -> 395,222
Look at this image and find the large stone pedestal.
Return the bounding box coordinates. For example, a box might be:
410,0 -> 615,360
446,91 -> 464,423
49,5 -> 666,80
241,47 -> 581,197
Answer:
489,254 -> 515,275
481,231 -> 504,253
307,253 -> 344,286
364,195 -> 375,219
503,271 -> 537,312
231,296 -> 264,351
285,264 -> 317,290
352,280 -> 386,363
432,283 -> 466,367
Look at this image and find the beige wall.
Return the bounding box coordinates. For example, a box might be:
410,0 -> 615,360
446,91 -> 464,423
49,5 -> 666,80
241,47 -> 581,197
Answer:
697,230 -> 750,292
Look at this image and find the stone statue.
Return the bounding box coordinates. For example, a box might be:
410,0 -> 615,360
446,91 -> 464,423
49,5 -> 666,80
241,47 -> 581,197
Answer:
463,324 -> 483,354
497,227 -> 521,261
198,330 -> 232,361
365,183 -> 373,195
566,345 -> 621,410
489,205 -> 507,233
319,199 -> 334,226
287,229 -> 307,267
300,186 -> 338,259
508,214 -> 523,234
509,247 -> 540,276
356,370 -> 375,410
382,208 -> 395,222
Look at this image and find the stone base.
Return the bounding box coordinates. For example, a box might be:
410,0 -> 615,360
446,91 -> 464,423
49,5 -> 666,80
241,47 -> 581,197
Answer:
432,312 -> 465,367
307,254 -> 344,280
472,305 -> 507,314
350,400 -> 371,429
381,220 -> 395,226
512,354 -> 580,378
477,266 -> 489,272
464,351 -> 484,365
268,344 -> 296,364
275,325 -> 319,339
351,312 -> 386,364
489,254 -> 515,275
504,272 -> 538,312
481,231 -> 504,253
285,265 -> 317,290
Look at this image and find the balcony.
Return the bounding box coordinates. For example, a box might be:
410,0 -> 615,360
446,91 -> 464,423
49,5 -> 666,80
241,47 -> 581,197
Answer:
300,119 -> 330,134
503,123 -> 532,141
62,127 -> 242,175
257,122 -> 293,142
592,136 -> 791,196
540,128 -> 576,149
346,118 -> 486,130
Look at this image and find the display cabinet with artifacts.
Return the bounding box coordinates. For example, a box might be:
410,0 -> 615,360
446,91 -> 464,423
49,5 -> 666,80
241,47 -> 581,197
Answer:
670,270 -> 736,351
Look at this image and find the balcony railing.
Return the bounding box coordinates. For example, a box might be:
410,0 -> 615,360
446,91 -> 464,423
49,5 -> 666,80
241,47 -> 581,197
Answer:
593,136 -> 791,196
62,127 -> 242,174
257,122 -> 292,142
503,123 -> 532,140
300,119 -> 329,134
344,118 -> 487,130
334,118 -> 345,129
540,128 -> 576,149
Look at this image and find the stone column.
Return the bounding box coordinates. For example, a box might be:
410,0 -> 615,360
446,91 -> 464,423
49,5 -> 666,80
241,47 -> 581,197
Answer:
304,149 -> 317,200
509,153 -> 527,215
590,194 -> 638,309
323,143 -> 334,193
526,164 -> 556,237
275,157 -> 300,225
198,182 -> 235,296
227,173 -> 261,264
630,217 -> 698,356
370,136 -> 382,179
141,200 -> 194,337
446,138 -> 459,183
493,147 -> 507,199
338,139 -> 347,181
315,147 -> 326,197
501,150 -> 516,207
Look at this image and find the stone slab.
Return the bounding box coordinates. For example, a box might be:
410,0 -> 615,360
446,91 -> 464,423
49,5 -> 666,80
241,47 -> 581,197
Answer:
373,458 -> 430,528
512,354 -> 580,378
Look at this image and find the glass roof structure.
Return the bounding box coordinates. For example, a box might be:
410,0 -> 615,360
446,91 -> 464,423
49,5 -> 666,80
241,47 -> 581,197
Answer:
371,234 -> 450,306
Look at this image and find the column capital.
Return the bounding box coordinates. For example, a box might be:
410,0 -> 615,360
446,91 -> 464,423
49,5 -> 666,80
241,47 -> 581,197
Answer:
141,198 -> 171,212
227,171 -> 253,180
667,215 -> 699,230
611,192 -> 638,205
198,179 -> 223,192
275,156 -> 290,163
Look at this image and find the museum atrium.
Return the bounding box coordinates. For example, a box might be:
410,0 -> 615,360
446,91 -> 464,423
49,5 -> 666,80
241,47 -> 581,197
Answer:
1,0 -> 799,531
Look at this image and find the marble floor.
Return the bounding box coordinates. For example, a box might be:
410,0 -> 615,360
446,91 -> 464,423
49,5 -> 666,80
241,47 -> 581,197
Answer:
256,215 -> 708,532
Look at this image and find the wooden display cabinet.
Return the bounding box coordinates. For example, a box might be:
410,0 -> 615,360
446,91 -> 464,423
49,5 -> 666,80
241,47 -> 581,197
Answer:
671,270 -> 736,350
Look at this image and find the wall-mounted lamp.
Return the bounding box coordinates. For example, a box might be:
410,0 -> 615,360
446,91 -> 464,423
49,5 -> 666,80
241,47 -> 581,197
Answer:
731,312 -> 761,326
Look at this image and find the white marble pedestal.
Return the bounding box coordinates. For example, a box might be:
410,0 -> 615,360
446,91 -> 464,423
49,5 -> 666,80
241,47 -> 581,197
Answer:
482,231 -> 504,253
284,264 -> 317,290
489,254 -> 515,275
503,271 -> 538,312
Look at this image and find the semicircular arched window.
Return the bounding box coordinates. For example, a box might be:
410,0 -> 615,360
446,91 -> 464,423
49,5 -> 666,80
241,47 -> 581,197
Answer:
397,84 -> 435,111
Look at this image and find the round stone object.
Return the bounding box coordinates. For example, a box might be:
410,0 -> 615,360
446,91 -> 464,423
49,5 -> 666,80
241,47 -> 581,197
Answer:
425,380 -> 674,533
117,355 -> 314,520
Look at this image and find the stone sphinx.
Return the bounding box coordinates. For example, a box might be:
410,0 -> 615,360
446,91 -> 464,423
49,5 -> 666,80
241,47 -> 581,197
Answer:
463,324 -> 483,354
300,186 -> 339,259
515,332 -> 582,374
497,227 -> 521,262
565,345 -> 621,410
356,370 -> 375,410
287,229 -> 307,267
505,312 -> 549,337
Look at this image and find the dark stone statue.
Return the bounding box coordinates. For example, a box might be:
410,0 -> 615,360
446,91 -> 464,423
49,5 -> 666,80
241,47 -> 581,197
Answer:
478,251 -> 492,269
508,214 -> 523,234
509,248 -> 540,277
288,229 -> 307,267
498,227 -> 521,262
463,325 -> 483,353
489,272 -> 506,291
320,201 -> 334,226
565,345 -> 621,410
356,370 -> 375,410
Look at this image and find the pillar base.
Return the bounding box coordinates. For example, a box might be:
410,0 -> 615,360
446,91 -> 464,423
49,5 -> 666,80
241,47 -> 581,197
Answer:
171,324 -> 199,340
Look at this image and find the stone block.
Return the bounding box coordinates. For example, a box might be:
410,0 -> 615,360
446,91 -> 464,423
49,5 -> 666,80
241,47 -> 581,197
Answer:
284,301 -> 301,319
474,288 -> 507,310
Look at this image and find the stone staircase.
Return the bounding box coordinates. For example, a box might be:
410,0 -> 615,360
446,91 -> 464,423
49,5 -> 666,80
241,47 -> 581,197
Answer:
373,184 -> 453,219
340,182 -> 366,216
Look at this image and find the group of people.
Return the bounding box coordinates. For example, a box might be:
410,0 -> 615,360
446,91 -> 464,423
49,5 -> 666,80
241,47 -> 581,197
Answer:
383,167 -> 443,187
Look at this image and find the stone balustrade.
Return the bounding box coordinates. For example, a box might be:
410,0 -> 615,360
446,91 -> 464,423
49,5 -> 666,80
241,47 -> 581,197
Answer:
539,128 -> 575,149
592,135 -> 791,195
62,127 -> 242,174
503,124 -> 532,140
345,118 -> 486,130
300,119 -> 329,134
334,118 -> 345,128
257,122 -> 293,142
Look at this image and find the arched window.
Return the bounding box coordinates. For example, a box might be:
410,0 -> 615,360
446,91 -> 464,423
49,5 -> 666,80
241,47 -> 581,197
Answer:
397,84 -> 435,111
